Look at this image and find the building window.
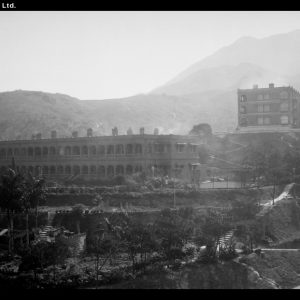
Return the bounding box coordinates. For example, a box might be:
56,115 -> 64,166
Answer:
42,147 -> 48,156
90,165 -> 97,174
98,145 -> 105,156
65,166 -> 71,175
135,165 -> 143,173
50,166 -> 56,175
116,144 -> 124,155
72,146 -> 80,156
90,146 -> 97,156
42,166 -> 49,175
240,95 -> 247,102
98,166 -> 105,177
257,94 -> 263,101
64,146 -> 71,156
135,144 -> 142,154
264,104 -> 270,112
240,105 -> 246,113
107,145 -> 114,155
264,117 -> 271,125
257,117 -> 264,125
82,166 -> 89,174
49,147 -> 56,156
73,165 -> 80,175
240,117 -> 248,127
258,116 -> 271,125
258,104 -> 270,112
280,101 -> 289,112
0,149 -> 6,158
21,148 -> 26,156
116,165 -> 124,175
126,144 -> 133,154
28,148 -> 33,156
126,165 -> 133,175
293,100 -> 297,110
280,91 -> 289,99
107,165 -> 114,177
189,144 -> 197,153
176,143 -> 185,153
57,166 -> 64,174
281,115 -> 289,125
82,146 -> 88,156
34,147 -> 41,156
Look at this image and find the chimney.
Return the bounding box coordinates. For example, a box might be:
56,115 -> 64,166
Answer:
51,130 -> 57,139
127,128 -> 133,135
154,128 -> 159,135
31,134 -> 36,140
72,131 -> 78,138
269,83 -> 274,88
87,128 -> 93,137
36,133 -> 42,139
112,127 -> 118,136
253,84 -> 258,89
140,127 -> 145,135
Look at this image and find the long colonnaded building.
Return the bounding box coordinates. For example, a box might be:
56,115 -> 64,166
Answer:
237,83 -> 300,132
0,127 -> 205,182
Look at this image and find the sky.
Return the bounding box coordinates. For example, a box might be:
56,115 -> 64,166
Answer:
2,11 -> 300,100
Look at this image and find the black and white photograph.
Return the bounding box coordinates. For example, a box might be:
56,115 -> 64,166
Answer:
1,10 -> 300,289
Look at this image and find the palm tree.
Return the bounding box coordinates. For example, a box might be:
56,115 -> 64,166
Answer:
22,173 -> 46,245
0,168 -> 25,255
69,204 -> 85,234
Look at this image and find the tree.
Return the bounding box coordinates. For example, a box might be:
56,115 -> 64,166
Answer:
21,173 -> 46,247
154,209 -> 192,264
69,204 -> 85,234
189,123 -> 212,137
0,169 -> 25,255
19,240 -> 70,281
230,198 -> 259,220
89,217 -> 126,287
123,222 -> 158,272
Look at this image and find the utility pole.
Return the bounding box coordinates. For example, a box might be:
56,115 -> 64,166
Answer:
227,173 -> 229,189
293,168 -> 296,183
173,178 -> 176,209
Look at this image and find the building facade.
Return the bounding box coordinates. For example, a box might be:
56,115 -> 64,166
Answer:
0,129 -> 205,183
237,83 -> 300,131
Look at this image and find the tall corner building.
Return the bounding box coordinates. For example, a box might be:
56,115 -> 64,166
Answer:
237,83 -> 300,132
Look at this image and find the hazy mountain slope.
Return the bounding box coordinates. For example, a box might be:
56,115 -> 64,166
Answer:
162,29 -> 300,87
152,63 -> 287,96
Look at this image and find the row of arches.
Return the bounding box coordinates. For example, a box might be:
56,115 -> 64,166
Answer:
0,144 -> 145,158
0,164 -> 144,177
0,142 -> 199,159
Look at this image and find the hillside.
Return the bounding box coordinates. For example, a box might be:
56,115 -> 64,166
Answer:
0,90 -> 102,140
0,90 -> 239,140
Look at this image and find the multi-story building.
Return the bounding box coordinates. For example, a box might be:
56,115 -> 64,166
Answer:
0,128 -> 205,183
237,83 -> 300,132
